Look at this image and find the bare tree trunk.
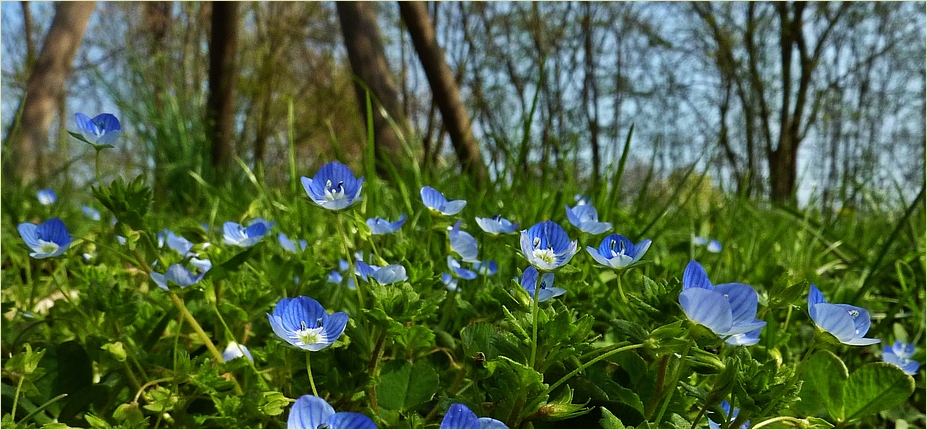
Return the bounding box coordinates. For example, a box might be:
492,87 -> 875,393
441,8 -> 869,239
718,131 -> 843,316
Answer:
22,2 -> 36,70
207,1 -> 239,182
582,2 -> 601,191
336,2 -> 412,176
5,1 -> 94,186
399,1 -> 487,187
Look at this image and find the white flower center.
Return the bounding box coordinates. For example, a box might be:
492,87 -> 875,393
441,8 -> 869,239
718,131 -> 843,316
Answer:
847,309 -> 859,318
295,320 -> 326,346
533,248 -> 556,265
37,240 -> 59,255
609,239 -> 628,258
324,180 -> 346,201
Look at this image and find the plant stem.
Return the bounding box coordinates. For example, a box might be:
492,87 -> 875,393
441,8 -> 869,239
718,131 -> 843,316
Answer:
305,353 -> 319,397
546,342 -> 646,395
166,292 -> 224,363
333,213 -> 364,309
529,270 -> 543,369
211,305 -> 269,391
11,375 -> 24,422
94,148 -> 103,184
653,337 -> 694,426
752,416 -> 805,429
615,270 -> 628,303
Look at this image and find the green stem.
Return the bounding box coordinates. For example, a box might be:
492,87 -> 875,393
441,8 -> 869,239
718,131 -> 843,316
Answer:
546,343 -> 646,395
615,270 -> 628,303
653,337 -> 694,426
305,353 -> 319,397
333,213 -> 363,309
211,305 -> 269,391
94,148 -> 103,184
166,292 -> 224,363
529,270 -> 543,369
10,375 -> 24,422
752,416 -> 805,429
16,393 -> 67,427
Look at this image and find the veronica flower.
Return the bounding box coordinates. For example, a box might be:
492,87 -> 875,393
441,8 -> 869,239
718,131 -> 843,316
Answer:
221,342 -> 254,362
367,214 -> 406,235
74,113 -> 122,145
474,260 -> 498,276
586,234 -> 652,269
149,258 -> 212,291
475,215 -> 519,235
694,237 -> 722,253
355,260 -> 408,284
440,403 -> 508,429
678,261 -> 766,338
287,395 -> 377,429
37,189 -> 57,205
421,186 -> 466,216
18,218 -> 73,259
519,220 -> 578,271
301,161 -> 364,210
518,266 -> 565,303
574,194 -> 591,206
807,284 -> 879,346
223,219 -> 273,247
882,341 -> 920,375
82,205 -> 101,221
447,256 -> 477,280
157,229 -> 194,256
565,204 -> 611,234
448,220 -> 478,262
725,327 -> 763,346
278,233 -> 308,253
442,273 -> 459,292
708,400 -> 748,429
267,296 -> 348,351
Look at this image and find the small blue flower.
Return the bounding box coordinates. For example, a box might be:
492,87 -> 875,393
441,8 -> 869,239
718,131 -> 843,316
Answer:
82,205 -> 101,221
442,273 -> 459,291
586,234 -> 652,269
288,395 -> 377,429
474,260 -> 498,276
440,403 -> 508,429
366,214 -> 406,235
222,342 -> 254,362
678,261 -> 766,338
725,327 -> 763,346
574,194 -> 591,206
149,258 -> 212,291
355,260 -> 408,284
421,186 -> 466,216
449,220 -> 479,262
223,219 -> 273,247
708,400 -> 748,429
18,218 -> 73,259
565,204 -> 612,234
519,220 -> 578,271
475,215 -> 519,235
518,266 -> 565,303
882,341 -> 919,375
807,284 -> 879,346
278,233 -> 308,253
158,229 -> 194,256
268,296 -> 348,351
301,161 -> 364,210
447,256 -> 477,280
707,240 -> 722,253
37,189 -> 57,205
74,113 -> 122,145
327,270 -> 344,285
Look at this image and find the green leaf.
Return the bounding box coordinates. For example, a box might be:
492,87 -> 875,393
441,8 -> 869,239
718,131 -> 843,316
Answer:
376,360 -> 439,411
258,391 -> 290,416
795,350 -> 848,421
842,362 -> 915,423
600,406 -> 627,429
461,323 -> 500,361
101,342 -> 127,362
202,246 -> 258,282
83,413 -> 109,428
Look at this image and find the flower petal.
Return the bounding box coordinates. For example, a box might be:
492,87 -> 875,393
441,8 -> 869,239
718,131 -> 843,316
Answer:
287,395 -> 335,429
679,288 -> 733,335
810,303 -> 858,342
683,260 -> 713,290
327,412 -> 378,429
440,403 -> 482,429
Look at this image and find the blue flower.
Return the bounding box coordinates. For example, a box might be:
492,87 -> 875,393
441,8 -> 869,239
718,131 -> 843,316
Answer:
82,205 -> 101,221
355,260 -> 408,284
574,194 -> 591,206
327,270 -> 343,285
421,186 -> 466,216
474,260 -> 498,276
223,219 -> 273,247
278,233 -> 308,253
36,189 -> 57,205
882,341 -> 920,375
366,214 -> 406,235
586,234 -> 652,269
222,342 -> 253,362
475,215 -> 519,235
519,220 -> 578,271
18,218 -> 73,259
725,327 -> 763,346
440,403 -> 508,429
74,113 -> 122,145
150,258 -> 212,291
449,220 -> 479,262
442,273 -> 459,292
447,256 -> 477,280
158,229 -> 193,256
518,266 -> 566,303
565,204 -> 612,234
708,400 -> 748,429
694,237 -> 722,253
678,261 -> 766,338
287,395 -> 377,429
268,296 -> 348,351
807,284 -> 879,346
301,161 -> 364,210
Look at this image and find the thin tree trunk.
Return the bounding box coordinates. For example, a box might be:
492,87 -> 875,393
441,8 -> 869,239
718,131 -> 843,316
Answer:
207,2 -> 239,182
22,2 -> 36,70
582,3 -> 601,191
398,1 -> 487,187
5,1 -> 95,186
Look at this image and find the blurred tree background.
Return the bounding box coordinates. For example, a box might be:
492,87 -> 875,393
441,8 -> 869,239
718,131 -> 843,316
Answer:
2,2 -> 924,212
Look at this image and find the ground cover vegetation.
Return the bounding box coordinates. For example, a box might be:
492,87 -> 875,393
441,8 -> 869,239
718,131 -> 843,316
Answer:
1,2 -> 924,429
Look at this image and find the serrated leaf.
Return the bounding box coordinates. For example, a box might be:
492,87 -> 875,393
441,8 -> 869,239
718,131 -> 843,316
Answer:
376,360 -> 439,411
258,391 -> 290,416
462,323 -> 500,361
842,363 -> 915,423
